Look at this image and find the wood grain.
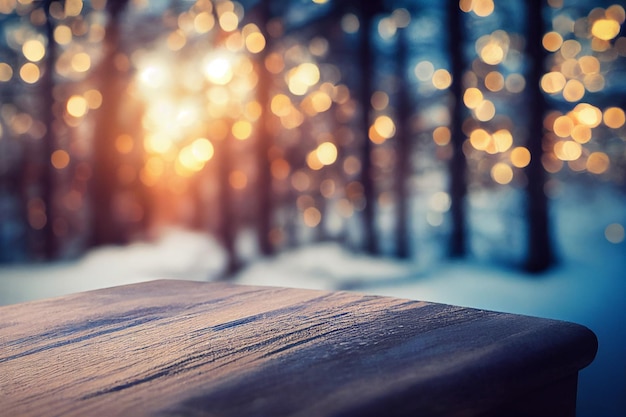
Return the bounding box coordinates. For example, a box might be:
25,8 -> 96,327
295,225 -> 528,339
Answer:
0,280 -> 597,417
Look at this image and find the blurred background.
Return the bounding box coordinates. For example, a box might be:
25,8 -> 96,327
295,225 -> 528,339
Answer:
0,0 -> 625,415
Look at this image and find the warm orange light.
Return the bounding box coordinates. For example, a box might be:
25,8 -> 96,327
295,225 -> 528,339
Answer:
245,32 -> 266,54
484,71 -> 504,92
470,129 -> 491,151
51,150 -> 70,169
510,147 -> 531,168
571,125 -> 592,144
563,79 -> 585,102
219,11 -> 239,32
591,19 -> 621,41
463,87 -> 483,109
0,62 -> 13,82
432,69 -> 452,89
229,170 -> 248,189
71,52 -> 91,72
474,99 -> 496,122
271,94 -> 292,117
54,25 -> 72,45
67,95 -> 88,118
115,134 -> 134,154
84,89 -> 103,109
23,39 -> 45,62
371,115 -> 396,142
316,142 -> 338,165
203,56 -> 233,85
194,11 -> 214,33
19,63 -> 40,84
603,107 -> 626,129
579,55 -> 600,74
492,129 -> 513,152
232,120 -> 252,140
554,140 -> 582,161
491,162 -> 513,185
191,138 -> 214,161
303,206 -> 322,227
553,115 -> 574,137
433,126 -> 451,146
271,158 -> 290,180
586,152 -> 610,174
542,31 -> 563,52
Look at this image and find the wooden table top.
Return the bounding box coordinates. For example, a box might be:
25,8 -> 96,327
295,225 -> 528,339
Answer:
0,280 -> 597,417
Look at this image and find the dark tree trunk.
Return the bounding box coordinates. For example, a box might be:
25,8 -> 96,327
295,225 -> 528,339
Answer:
524,0 -> 554,272
357,2 -> 382,256
254,0 -> 274,257
447,0 -> 468,258
41,1 -> 58,259
89,0 -> 130,248
216,135 -> 239,277
394,26 -> 411,259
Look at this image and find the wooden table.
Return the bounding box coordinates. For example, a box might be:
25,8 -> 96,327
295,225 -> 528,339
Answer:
0,280 -> 597,417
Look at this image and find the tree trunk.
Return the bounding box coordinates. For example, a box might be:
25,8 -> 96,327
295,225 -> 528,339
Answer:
41,1 -> 58,259
394,26 -> 411,259
357,3 -> 379,255
447,0 -> 468,258
89,0 -> 130,248
524,0 -> 553,272
254,0 -> 274,256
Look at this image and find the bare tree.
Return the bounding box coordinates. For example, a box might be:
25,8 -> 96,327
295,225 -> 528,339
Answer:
524,0 -> 553,272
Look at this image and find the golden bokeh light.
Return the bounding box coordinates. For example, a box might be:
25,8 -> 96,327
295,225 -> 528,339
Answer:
492,129 -> 513,152
562,79 -> 585,102
560,39 -> 582,59
554,140 -> 582,161
0,62 -> 13,82
542,31 -> 563,51
591,18 -> 621,41
606,5 -> 626,24
194,11 -> 215,33
480,41 -> 504,65
463,87 -> 483,109
71,52 -> 91,72
84,89 -> 103,109
54,25 -> 72,45
271,158 -> 290,180
23,39 -> 45,62
573,103 -> 602,127
303,206 -> 322,228
245,32 -> 266,54
287,62 -> 320,95
510,146 -> 531,168
271,93 -> 292,117
491,162 -> 513,185
307,151 -> 324,170
115,134 -> 134,154
191,138 -> 214,161
232,120 -> 252,140
586,152 -> 610,174
51,150 -> 70,169
603,107 -> 626,129
219,11 -> 239,32
229,170 -> 248,189
370,115 -> 396,143
316,142 -> 338,166
571,124 -> 592,144
541,71 -> 567,94
203,56 -> 233,85
432,69 -> 452,90
470,128 -> 491,151
484,71 -> 504,92
474,99 -> 496,122
291,170 -> 310,192
553,115 -> 574,137
579,55 -> 600,74
66,95 -> 88,118
433,126 -> 451,146
167,30 -> 187,51
19,62 -> 40,84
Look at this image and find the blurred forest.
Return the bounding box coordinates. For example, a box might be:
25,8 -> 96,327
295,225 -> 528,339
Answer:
0,0 -> 624,274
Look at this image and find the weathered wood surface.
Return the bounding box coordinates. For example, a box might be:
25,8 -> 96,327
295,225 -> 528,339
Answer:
0,280 -> 597,417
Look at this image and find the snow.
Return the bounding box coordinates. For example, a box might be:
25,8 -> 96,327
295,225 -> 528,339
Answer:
0,186 -> 624,416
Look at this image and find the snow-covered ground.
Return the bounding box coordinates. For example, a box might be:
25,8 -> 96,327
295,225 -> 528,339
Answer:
1,186 -> 624,416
